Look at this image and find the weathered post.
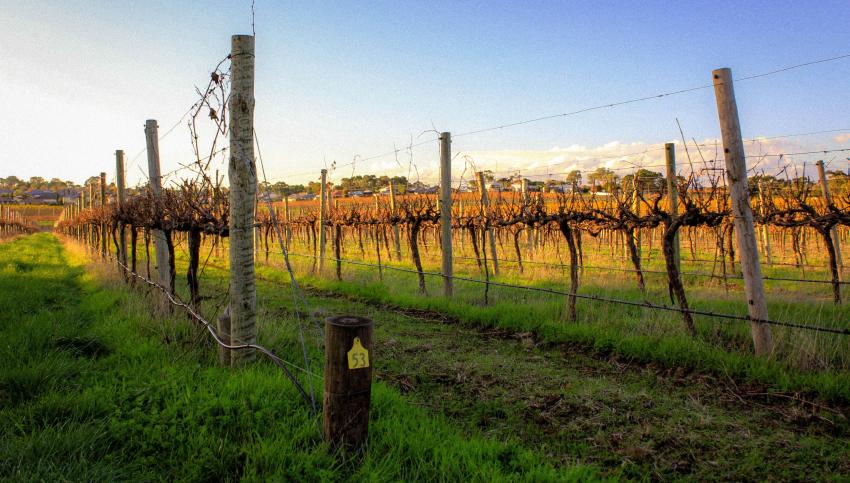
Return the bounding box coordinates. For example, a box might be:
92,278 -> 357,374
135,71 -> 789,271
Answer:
323,315 -> 373,451
145,119 -> 174,314
99,172 -> 107,258
665,143 -> 680,271
816,160 -> 843,278
319,168 -> 328,273
389,180 -> 402,260
228,34 -> 257,365
757,181 -> 773,266
713,67 -> 773,356
439,132 -> 453,297
477,172 -> 499,276
116,150 -> 127,268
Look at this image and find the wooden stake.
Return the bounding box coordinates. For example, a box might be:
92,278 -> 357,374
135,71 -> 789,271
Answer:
757,181 -> 772,266
389,180 -> 401,260
319,168 -> 328,273
477,172 -> 499,276
323,315 -> 373,452
665,143 -> 680,271
228,34 -> 257,365
145,119 -> 174,314
817,160 -> 843,279
712,67 -> 773,356
116,150 -> 127,268
439,132 -> 453,297
99,172 -> 107,258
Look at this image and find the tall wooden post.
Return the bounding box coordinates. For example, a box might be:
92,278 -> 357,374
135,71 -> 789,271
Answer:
116,150 -> 127,267
477,171 -> 499,276
323,316 -> 373,451
665,143 -> 680,270
817,160 -> 843,278
713,67 -> 773,356
389,180 -> 401,260
757,181 -> 773,266
439,132 -> 453,297
145,120 -> 174,314
319,168 -> 328,272
99,172 -> 107,258
228,34 -> 257,365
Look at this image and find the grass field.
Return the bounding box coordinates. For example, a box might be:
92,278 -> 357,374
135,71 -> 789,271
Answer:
21,230 -> 848,479
1,234 -> 592,481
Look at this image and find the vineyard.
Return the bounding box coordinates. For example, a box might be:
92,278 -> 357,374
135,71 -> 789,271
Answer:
5,21 -> 850,481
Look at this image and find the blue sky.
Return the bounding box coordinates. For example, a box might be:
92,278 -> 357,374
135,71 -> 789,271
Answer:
2,0 -> 850,186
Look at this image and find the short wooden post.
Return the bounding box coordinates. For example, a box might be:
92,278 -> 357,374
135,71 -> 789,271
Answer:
99,172 -> 107,258
323,315 -> 373,451
439,132 -> 453,297
116,150 -> 127,268
319,168 -> 328,272
228,34 -> 257,365
389,180 -> 402,260
713,67 -> 773,356
816,160 -> 843,278
88,183 -> 95,249
757,181 -> 773,266
145,119 -> 174,314
477,172 -> 499,276
665,143 -> 680,271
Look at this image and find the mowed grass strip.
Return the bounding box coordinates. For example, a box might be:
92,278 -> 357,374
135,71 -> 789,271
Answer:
0,234 -> 595,481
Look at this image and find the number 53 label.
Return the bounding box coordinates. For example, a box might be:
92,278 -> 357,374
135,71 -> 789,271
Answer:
347,337 -> 370,369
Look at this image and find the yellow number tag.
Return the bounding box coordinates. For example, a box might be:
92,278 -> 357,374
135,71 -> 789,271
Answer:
347,337 -> 370,369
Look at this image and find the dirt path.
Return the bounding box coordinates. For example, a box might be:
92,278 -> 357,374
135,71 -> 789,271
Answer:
259,284 -> 849,481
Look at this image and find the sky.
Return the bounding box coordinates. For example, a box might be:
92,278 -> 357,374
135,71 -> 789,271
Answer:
2,0 -> 850,188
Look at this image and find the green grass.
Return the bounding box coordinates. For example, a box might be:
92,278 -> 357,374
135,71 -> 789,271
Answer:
151,236 -> 850,480
0,234 -> 595,481
239,237 -> 850,405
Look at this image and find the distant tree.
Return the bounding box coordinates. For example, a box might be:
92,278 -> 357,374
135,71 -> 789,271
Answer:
565,170 -> 582,192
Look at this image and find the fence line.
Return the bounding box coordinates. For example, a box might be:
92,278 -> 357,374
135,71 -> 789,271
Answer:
238,249 -> 850,336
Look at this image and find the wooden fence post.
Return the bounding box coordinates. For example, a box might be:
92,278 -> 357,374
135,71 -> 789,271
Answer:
439,132 -> 453,297
665,143 -> 680,271
145,119 -> 174,315
228,34 -> 257,365
88,183 -> 94,249
632,176 -> 641,260
116,150 -> 127,268
477,171 -> 499,276
817,160 -> 843,279
389,180 -> 402,260
757,181 -> 773,266
319,168 -> 328,273
712,67 -> 773,356
99,172 -> 107,258
522,178 -> 533,258
283,193 -> 292,247
323,315 -> 373,451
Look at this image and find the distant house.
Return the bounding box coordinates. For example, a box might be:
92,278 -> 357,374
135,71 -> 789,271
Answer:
485,182 -> 505,191
288,193 -> 316,201
407,181 -> 437,194
24,189 -> 60,204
